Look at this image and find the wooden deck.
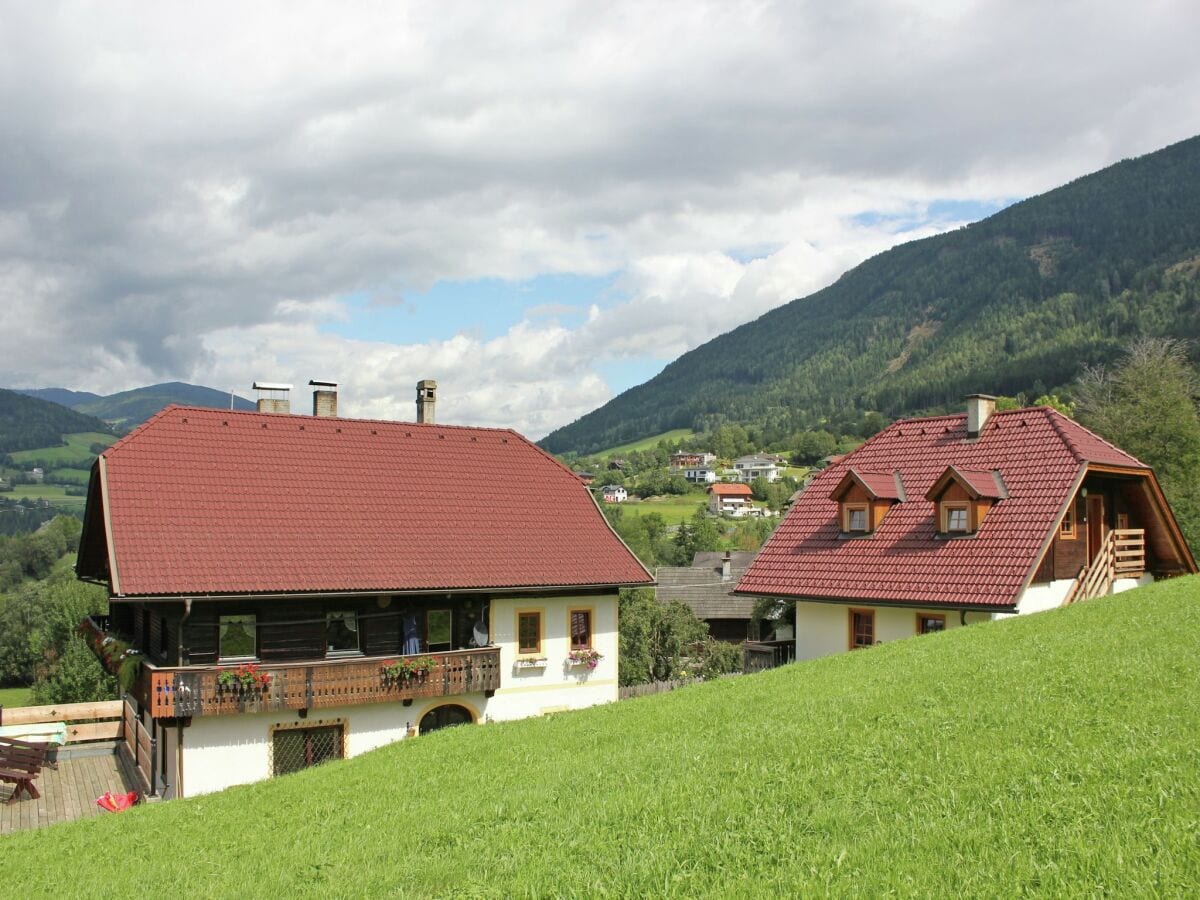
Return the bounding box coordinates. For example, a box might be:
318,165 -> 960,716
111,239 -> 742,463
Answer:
0,751 -> 140,834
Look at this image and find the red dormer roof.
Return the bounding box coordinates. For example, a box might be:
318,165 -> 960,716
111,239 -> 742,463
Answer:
830,469 -> 905,502
925,466 -> 1007,501
79,406 -> 653,598
736,406 -> 1160,609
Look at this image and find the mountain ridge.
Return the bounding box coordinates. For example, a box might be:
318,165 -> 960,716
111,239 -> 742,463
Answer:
16,381 -> 255,427
541,134 -> 1200,454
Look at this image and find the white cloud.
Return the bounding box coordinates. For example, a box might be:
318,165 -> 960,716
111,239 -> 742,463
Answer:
2,1 -> 1199,436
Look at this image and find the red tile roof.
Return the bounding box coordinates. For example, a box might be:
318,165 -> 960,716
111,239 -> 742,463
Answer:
88,406 -> 653,597
737,407 -> 1148,609
831,469 -> 904,501
709,483 -> 754,497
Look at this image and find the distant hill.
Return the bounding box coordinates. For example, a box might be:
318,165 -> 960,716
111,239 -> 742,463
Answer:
16,382 -> 255,427
0,389 -> 115,454
18,388 -> 102,408
541,134 -> 1200,454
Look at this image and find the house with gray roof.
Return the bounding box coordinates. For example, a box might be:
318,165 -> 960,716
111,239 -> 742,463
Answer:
655,551 -> 758,642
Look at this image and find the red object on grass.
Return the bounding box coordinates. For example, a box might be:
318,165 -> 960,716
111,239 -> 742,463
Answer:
96,790 -> 138,812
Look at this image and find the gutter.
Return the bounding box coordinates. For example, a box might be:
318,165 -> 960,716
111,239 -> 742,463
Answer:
110,579 -> 657,604
731,589 -> 1016,615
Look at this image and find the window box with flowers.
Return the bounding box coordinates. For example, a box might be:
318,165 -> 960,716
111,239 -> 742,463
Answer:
216,663 -> 272,696
380,656 -> 438,687
566,648 -> 603,670
513,657 -> 548,670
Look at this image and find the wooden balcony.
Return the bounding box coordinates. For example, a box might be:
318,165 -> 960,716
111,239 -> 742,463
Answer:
132,648 -> 501,719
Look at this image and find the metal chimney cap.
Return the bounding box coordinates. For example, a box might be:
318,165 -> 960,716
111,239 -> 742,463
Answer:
253,381 -> 293,391
308,379 -> 338,388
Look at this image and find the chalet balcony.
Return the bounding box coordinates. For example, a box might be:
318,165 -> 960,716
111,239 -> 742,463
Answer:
138,648 -> 501,719
81,617 -> 500,719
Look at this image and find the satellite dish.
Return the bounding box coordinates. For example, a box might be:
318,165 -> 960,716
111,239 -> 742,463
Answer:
473,604 -> 490,647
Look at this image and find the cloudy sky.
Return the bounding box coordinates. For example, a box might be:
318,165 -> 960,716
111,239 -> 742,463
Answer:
2,1 -> 1198,438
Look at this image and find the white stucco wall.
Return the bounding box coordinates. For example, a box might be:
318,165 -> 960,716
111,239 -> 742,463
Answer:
793,601 -> 988,661
488,594 -> 619,720
1113,574 -> 1155,594
1014,579 -> 1076,614
181,693 -> 489,797
177,594 -> 620,797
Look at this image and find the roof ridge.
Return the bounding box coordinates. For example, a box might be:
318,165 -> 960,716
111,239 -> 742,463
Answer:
101,403 -> 185,458
120,403 -> 547,440
1041,406 -> 1146,467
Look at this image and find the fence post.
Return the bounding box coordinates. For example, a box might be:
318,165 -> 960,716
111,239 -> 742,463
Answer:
149,733 -> 158,796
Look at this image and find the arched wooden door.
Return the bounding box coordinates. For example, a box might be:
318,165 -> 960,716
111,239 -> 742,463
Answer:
419,704 -> 473,734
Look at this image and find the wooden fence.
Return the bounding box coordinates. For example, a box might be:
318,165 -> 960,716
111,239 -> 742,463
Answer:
0,699 -> 124,749
618,678 -> 704,700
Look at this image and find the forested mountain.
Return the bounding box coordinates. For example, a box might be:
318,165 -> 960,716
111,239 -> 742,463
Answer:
541,135 -> 1200,454
0,389 -> 114,454
17,382 -> 255,427
18,388 -> 102,408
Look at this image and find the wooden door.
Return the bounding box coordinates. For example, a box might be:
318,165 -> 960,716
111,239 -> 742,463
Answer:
1087,494 -> 1106,563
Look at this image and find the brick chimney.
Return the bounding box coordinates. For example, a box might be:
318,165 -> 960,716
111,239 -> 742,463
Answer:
966,393 -> 997,438
310,380 -> 338,417
416,379 -> 437,424
253,381 -> 292,414
721,550 -> 732,581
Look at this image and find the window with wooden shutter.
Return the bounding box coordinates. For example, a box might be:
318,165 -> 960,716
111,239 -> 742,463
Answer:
569,609 -> 592,650
849,609 -> 874,650
517,611 -> 542,655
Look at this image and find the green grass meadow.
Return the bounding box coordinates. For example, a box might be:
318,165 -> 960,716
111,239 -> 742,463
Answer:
595,428 -> 695,458
611,496 -> 707,524
3,484 -> 86,512
0,686 -> 33,708
3,578 -> 1200,895
8,431 -> 114,466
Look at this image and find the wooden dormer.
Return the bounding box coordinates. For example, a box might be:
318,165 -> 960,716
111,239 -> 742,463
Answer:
925,466 -> 1008,535
829,469 -> 905,535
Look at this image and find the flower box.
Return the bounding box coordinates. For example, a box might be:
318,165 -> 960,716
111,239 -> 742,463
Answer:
566,649 -> 603,670
514,658 -> 548,670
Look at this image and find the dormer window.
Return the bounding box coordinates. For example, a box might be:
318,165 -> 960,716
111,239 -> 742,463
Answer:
944,505 -> 969,532
926,466 -> 1007,536
846,505 -> 869,532
830,469 -> 905,535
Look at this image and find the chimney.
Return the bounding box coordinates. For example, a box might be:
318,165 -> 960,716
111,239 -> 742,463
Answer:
966,393 -> 997,438
253,381 -> 292,414
310,379 -> 338,417
416,379 -> 437,424
721,550 -> 732,581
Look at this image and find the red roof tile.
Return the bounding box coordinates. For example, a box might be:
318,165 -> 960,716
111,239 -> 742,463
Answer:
736,407 -> 1148,609
709,483 -> 754,497
90,406 -> 652,597
832,469 -> 904,501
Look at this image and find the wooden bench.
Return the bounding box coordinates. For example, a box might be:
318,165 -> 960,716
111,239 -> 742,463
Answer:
0,736 -> 48,804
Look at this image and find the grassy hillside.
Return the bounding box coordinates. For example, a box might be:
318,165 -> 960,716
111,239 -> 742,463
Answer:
73,381 -> 255,426
4,578 -> 1198,895
542,134 -> 1200,454
595,428 -> 696,458
9,431 -> 114,466
0,389 -> 113,455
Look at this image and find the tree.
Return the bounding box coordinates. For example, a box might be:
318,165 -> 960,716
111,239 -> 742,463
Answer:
1075,337 -> 1200,552
617,589 -> 739,686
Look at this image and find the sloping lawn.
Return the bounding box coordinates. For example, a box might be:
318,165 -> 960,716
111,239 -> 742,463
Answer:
0,686 -> 33,708
9,431 -> 114,465
595,428 -> 695,458
3,579 -> 1199,896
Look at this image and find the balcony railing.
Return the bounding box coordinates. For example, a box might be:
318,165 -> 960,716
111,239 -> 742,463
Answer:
133,648 -> 501,718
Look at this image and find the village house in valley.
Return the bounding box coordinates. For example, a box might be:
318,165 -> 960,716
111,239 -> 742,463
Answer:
736,395 -> 1196,660
708,482 -> 755,517
655,551 -> 757,642
75,382 -> 652,798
